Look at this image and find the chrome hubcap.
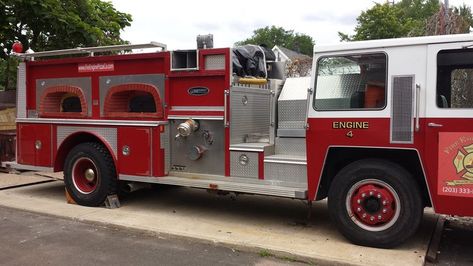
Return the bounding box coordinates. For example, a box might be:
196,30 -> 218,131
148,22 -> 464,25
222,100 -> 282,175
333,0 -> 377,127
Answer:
84,169 -> 95,182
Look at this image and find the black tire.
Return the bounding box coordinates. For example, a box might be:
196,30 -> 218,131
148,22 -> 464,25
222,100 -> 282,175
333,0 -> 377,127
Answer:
327,159 -> 423,248
64,142 -> 117,207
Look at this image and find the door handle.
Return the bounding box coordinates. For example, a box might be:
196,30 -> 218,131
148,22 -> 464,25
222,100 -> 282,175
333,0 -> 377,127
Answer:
224,89 -> 229,128
415,84 -> 421,132
428,122 -> 443,128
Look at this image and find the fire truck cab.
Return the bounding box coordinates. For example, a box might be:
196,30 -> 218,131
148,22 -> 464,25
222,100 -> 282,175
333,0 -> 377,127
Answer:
8,34 -> 473,248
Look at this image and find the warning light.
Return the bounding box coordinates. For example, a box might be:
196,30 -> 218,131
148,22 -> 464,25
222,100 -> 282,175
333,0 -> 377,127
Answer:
12,42 -> 23,53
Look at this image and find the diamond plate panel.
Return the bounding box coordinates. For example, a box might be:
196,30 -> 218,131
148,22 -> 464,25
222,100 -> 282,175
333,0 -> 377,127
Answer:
264,161 -> 307,185
391,76 -> 414,143
316,74 -> 361,99
170,120 -> 224,175
230,151 -> 259,178
160,124 -> 170,174
204,54 -> 226,70
27,110 -> 38,118
278,121 -> 306,129
16,63 -> 27,118
275,137 -> 306,156
230,88 -> 271,144
315,74 -> 362,110
57,126 -> 117,156
278,100 -> 307,124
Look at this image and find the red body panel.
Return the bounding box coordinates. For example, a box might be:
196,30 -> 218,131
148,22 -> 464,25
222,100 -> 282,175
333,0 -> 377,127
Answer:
306,118 -> 406,200
169,75 -> 226,107
424,118 -> 473,216
307,117 -> 473,217
17,124 -> 52,166
117,127 -> 153,176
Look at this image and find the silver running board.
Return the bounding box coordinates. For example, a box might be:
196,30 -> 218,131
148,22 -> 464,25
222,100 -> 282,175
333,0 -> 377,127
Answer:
1,161 -> 54,172
119,174 -> 307,199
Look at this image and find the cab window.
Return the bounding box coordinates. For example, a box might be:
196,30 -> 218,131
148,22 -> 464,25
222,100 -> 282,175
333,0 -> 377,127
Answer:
314,53 -> 387,111
437,49 -> 473,108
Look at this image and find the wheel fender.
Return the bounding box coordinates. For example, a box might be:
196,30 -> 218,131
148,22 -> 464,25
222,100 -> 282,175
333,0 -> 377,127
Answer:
55,131 -> 118,172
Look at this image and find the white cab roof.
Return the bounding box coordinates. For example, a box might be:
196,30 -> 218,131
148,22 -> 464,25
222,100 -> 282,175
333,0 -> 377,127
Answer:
314,34 -> 473,54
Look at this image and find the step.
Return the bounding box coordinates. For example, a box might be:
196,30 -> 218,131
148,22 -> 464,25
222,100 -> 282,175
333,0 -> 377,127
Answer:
274,137 -> 306,157
229,142 -> 274,154
119,173 -> 307,199
264,154 -> 306,164
264,154 -> 307,186
277,128 -> 306,138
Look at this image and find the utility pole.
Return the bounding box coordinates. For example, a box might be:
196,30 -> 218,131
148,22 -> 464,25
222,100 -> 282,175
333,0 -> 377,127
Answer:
444,0 -> 450,34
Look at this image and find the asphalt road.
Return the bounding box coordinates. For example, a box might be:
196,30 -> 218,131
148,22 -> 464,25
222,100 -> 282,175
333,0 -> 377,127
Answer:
0,206 -> 305,266
435,216 -> 473,266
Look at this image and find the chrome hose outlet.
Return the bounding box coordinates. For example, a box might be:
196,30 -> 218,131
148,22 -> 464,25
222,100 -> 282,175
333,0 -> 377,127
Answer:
176,119 -> 199,138
188,145 -> 206,161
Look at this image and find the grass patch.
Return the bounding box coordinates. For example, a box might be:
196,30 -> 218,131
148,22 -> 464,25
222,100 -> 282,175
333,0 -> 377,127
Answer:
258,250 -> 273,257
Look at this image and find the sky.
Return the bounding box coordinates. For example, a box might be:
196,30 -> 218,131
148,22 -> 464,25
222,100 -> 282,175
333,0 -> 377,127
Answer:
110,0 -> 470,50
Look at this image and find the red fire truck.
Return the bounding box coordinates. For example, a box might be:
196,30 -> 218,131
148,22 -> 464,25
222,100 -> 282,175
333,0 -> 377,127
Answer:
5,34 -> 473,248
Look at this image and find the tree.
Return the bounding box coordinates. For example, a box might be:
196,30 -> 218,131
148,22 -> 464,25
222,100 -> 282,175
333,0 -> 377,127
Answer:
339,3 -> 413,41
0,0 -> 132,90
340,0 -> 472,42
236,26 -> 315,56
340,0 -> 441,41
1,0 -> 132,53
453,4 -> 473,33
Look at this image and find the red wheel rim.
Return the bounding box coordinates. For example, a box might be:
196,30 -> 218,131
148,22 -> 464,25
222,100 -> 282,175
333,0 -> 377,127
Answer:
72,157 -> 99,194
346,179 -> 400,231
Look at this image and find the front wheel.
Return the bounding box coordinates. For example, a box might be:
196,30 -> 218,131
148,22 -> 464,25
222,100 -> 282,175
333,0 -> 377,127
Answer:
328,159 -> 423,248
64,142 -> 117,207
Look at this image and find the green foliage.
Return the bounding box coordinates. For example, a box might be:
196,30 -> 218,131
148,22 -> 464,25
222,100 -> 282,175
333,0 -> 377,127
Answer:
1,0 -> 132,53
340,0 -> 441,41
0,57 -> 19,91
258,250 -> 273,257
0,0 -> 132,90
236,26 -> 315,56
454,4 -> 473,32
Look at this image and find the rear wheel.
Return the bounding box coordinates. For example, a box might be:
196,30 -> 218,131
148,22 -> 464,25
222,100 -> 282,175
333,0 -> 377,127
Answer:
64,142 -> 117,207
328,159 -> 423,248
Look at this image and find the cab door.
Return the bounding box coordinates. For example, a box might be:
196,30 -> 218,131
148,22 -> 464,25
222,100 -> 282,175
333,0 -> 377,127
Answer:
425,42 -> 473,216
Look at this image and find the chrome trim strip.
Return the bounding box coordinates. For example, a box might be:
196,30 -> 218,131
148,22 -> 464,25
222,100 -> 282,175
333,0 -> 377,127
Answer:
119,174 -> 307,199
231,86 -> 272,95
2,161 -> 54,173
16,118 -> 168,127
305,87 -> 312,129
315,145 -> 434,211
171,106 -> 225,111
224,90 -> 229,127
168,115 -> 224,121
415,84 -> 421,132
150,129 -> 154,176
16,62 -> 27,118
229,147 -> 264,152
264,159 -> 307,165
15,42 -> 166,59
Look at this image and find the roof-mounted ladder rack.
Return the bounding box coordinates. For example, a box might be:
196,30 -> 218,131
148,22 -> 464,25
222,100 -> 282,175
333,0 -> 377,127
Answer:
13,42 -> 167,60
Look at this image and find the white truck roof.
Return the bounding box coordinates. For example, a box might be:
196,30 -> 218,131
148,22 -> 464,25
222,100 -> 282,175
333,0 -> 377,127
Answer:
314,33 -> 473,54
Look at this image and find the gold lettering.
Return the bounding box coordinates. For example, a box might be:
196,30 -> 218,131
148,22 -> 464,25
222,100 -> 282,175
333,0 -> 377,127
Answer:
332,121 -> 369,129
